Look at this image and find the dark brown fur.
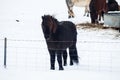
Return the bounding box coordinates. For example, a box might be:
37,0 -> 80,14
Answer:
41,15 -> 79,70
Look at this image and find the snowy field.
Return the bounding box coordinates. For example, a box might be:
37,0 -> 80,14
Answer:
0,0 -> 120,80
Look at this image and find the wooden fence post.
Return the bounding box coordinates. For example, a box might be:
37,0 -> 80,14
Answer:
4,37 -> 7,68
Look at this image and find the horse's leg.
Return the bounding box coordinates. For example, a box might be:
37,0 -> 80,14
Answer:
68,10 -> 72,18
68,8 -> 74,18
68,10 -> 74,18
63,50 -> 67,66
57,50 -> 64,70
69,48 -> 73,65
84,6 -> 88,16
49,50 -> 56,70
66,0 -> 74,18
83,12 -> 86,16
89,1 -> 98,24
87,11 -> 89,17
98,13 -> 101,21
71,10 -> 75,18
98,11 -> 102,21
70,7 -> 75,18
101,11 -> 104,21
84,11 -> 89,17
90,12 -> 97,24
98,11 -> 104,22
90,12 -> 95,23
95,13 -> 99,24
87,8 -> 90,17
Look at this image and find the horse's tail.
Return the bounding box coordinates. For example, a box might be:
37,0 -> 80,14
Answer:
72,48 -> 79,64
69,44 -> 79,64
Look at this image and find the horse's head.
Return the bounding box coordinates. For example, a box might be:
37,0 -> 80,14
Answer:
41,15 -> 58,40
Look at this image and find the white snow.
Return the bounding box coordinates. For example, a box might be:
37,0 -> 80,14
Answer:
0,0 -> 120,80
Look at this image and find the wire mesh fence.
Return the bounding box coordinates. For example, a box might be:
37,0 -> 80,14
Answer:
0,38 -> 120,72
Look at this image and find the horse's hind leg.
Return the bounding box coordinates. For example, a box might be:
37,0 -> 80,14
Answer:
49,50 -> 56,70
69,48 -> 73,65
63,50 -> 67,66
68,10 -> 73,18
68,9 -> 74,18
57,51 -> 64,70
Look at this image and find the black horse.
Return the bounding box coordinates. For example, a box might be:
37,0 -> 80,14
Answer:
41,15 -> 79,70
107,0 -> 119,11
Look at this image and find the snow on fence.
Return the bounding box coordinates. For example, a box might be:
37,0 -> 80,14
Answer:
0,38 -> 120,72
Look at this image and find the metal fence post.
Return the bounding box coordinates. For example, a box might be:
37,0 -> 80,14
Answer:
4,37 -> 7,68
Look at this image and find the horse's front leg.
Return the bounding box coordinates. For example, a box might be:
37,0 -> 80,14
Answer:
57,50 -> 64,70
49,49 -> 56,70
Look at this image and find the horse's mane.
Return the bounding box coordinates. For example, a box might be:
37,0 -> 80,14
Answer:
43,15 -> 59,33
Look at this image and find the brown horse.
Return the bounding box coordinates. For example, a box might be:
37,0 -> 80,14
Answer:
89,0 -> 119,24
89,0 -> 107,23
41,15 -> 79,70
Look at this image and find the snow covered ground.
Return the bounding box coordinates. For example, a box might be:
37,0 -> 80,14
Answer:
0,0 -> 120,80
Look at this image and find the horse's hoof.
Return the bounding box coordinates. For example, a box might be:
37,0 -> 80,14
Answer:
70,62 -> 73,66
64,63 -> 67,66
64,62 -> 67,66
50,67 -> 55,70
59,67 -> 64,70
72,16 -> 74,18
68,16 -> 71,18
87,14 -> 89,17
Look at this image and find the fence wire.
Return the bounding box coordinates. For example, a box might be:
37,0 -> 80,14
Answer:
0,38 -> 120,72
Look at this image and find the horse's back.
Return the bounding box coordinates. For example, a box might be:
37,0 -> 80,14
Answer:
90,0 -> 106,11
74,0 -> 91,7
58,21 -> 77,41
59,21 -> 77,34
66,0 -> 90,7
